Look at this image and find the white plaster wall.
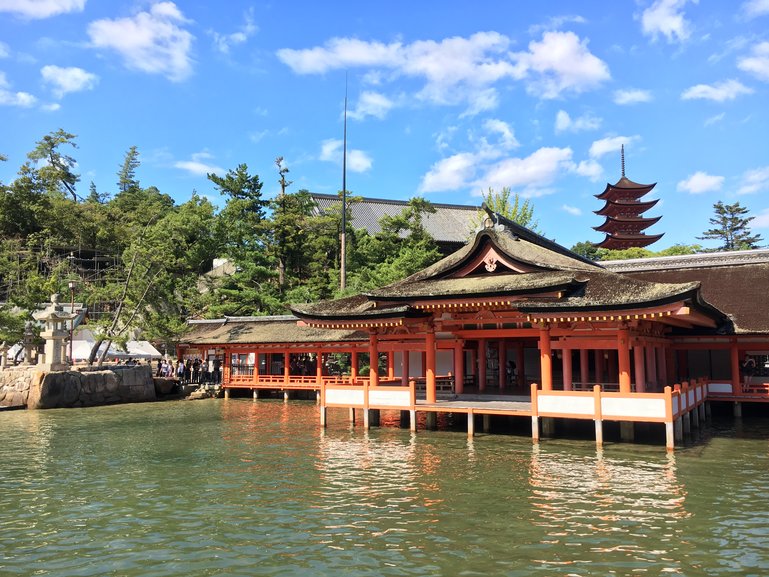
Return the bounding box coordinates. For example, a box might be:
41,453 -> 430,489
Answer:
326,388 -> 364,406
708,382 -> 732,394
601,397 -> 666,419
538,395 -> 594,416
369,389 -> 411,407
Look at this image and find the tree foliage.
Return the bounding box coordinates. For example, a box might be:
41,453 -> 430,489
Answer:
698,201 -> 763,251
475,187 -> 539,232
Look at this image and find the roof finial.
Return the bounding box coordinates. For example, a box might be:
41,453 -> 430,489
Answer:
621,144 -> 626,178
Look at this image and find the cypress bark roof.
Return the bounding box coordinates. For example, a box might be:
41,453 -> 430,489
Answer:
291,212 -> 725,328
183,315 -> 368,345
604,250 -> 769,333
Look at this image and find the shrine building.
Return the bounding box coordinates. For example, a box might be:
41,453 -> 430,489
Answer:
180,209 -> 769,450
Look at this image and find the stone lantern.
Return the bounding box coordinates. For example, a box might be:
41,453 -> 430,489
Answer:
32,294 -> 75,371
23,320 -> 36,366
0,341 -> 7,369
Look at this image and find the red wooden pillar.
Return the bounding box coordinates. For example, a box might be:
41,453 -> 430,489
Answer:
579,348 -> 589,385
401,349 -> 410,386
657,346 -> 668,388
387,351 -> 395,380
618,327 -> 631,394
633,342 -> 646,393
517,344 -> 525,387
498,340 -> 507,390
426,327 -> 436,403
539,326 -> 553,391
283,350 -> 290,385
730,342 -> 741,395
594,350 -> 604,384
369,333 -> 379,387
645,346 -> 657,388
316,349 -> 323,386
478,338 -> 487,392
454,342 -> 465,394
351,350 -> 358,382
562,346 -> 573,391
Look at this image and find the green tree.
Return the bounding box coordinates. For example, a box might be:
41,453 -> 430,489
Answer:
204,164 -> 278,316
698,201 -> 763,251
27,129 -> 80,201
348,197 -> 442,292
475,186 -> 539,232
570,241 -> 600,260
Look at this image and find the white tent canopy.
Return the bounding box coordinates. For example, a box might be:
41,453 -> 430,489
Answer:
71,328 -> 162,361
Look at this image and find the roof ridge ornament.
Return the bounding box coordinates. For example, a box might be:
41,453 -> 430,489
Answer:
481,202 -> 497,229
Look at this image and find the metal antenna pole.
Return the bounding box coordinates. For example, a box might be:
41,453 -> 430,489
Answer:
340,75 -> 348,291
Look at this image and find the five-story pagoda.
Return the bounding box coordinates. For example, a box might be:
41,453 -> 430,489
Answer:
594,146 -> 663,250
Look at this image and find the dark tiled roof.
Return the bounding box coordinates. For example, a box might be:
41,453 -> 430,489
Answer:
605,250 -> 769,333
183,315 -> 367,345
310,193 -> 478,244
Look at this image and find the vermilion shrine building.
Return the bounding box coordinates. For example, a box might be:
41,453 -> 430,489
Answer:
180,210 -> 769,450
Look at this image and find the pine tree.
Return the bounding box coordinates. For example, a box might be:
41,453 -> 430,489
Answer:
698,201 -> 763,251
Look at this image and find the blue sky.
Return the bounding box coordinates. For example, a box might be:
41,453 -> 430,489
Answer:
2,0 -> 769,250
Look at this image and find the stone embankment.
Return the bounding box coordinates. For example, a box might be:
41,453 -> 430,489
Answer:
0,365 -> 157,409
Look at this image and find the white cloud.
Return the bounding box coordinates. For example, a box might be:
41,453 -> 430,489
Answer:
419,152 -> 478,193
681,79 -> 754,101
41,102 -> 61,112
510,31 -> 610,98
704,112 -> 725,126
0,0 -> 85,19
0,41 -> 9,58
752,208 -> 769,229
613,88 -> 653,104
483,119 -> 519,149
87,2 -> 194,82
572,159 -> 603,181
0,71 -> 36,107
278,30 -> 608,112
742,0 -> 769,19
348,91 -> 395,120
555,109 -> 601,133
640,0 -> 695,44
474,147 -> 575,197
738,42 -> 769,82
41,65 -> 98,98
737,166 -> 769,194
174,151 -> 224,176
211,8 -> 257,54
319,139 -> 372,173
562,204 -> 582,216
676,171 -> 724,194
589,135 -> 639,159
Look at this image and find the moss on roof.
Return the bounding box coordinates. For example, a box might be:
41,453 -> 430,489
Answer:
184,316 -> 367,345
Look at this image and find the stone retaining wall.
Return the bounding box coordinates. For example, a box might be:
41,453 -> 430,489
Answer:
0,365 -> 156,409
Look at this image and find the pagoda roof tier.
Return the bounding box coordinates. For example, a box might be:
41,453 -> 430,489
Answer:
595,176 -> 656,200
595,232 -> 665,250
292,211 -> 724,331
593,215 -> 662,233
595,198 -> 659,217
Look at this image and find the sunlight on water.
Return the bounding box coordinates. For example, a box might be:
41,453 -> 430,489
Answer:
1,400 -> 768,576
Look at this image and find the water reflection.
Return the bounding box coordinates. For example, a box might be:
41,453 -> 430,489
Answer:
1,402 -> 769,576
528,446 -> 687,574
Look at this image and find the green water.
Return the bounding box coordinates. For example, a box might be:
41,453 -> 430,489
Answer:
1,400 -> 768,576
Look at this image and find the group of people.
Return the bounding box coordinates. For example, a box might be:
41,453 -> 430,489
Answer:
157,357 -> 222,385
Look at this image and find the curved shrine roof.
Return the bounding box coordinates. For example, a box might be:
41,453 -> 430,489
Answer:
291,212 -> 725,329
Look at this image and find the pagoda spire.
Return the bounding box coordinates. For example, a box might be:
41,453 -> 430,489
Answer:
621,144 -> 625,178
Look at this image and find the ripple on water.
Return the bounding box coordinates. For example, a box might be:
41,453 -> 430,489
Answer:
1,402 -> 769,576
